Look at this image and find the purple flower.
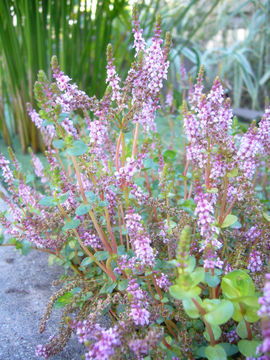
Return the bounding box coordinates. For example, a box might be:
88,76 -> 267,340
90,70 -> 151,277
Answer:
61,117 -> 78,139
248,249 -> 263,273
85,326 -> 121,360
31,153 -> 48,183
125,209 -> 155,266
0,153 -> 14,186
127,279 -> 150,326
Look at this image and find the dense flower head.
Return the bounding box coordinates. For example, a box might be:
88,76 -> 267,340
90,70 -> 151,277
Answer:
61,117 -> 78,139
247,249 -> 263,273
125,209 -> 155,266
129,11 -> 170,133
237,123 -> 263,178
0,153 -> 14,186
127,279 -> 150,326
27,106 -> 57,146
85,326 -> 121,360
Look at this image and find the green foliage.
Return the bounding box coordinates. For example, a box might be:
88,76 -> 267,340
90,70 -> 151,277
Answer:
62,218 -> 81,231
205,344 -> 227,360
238,339 -> 261,358
203,299 -> 234,326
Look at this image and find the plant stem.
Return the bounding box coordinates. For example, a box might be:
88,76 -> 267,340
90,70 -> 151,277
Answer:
115,131 -> 122,171
132,123 -> 139,158
192,297 -> 216,346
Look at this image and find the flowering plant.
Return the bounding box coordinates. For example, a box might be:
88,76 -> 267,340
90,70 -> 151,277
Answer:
0,7 -> 269,360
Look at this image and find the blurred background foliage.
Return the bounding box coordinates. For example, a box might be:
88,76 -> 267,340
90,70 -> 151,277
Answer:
0,0 -> 269,152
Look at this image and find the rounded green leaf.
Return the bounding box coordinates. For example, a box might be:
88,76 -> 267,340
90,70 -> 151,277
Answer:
238,340 -> 261,357
59,191 -> 70,204
80,257 -> 93,267
205,344 -> 227,360
204,324 -> 221,341
244,307 -> 260,323
85,191 -> 98,203
75,203 -> 91,216
236,319 -> 248,339
52,139 -> 65,149
221,270 -> 255,298
204,300 -> 234,326
190,267 -> 205,285
219,343 -> 238,356
227,168 -> 238,178
221,214 -> 238,228
169,284 -> 201,300
263,212 -> 270,222
118,279 -> 129,291
39,196 -> 56,206
94,251 -> 110,261
182,297 -> 201,319
62,218 -> 81,231
66,140 -> 88,156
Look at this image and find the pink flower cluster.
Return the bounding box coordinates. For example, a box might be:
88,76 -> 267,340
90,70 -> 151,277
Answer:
125,209 -> 155,266
127,279 -> 150,326
76,321 -> 121,360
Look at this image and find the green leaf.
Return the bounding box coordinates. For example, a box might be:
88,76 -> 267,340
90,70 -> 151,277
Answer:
98,200 -> 110,207
184,255 -> 196,273
52,139 -> 65,149
189,267 -> 205,286
182,297 -> 201,318
59,191 -> 70,204
219,343 -> 238,356
221,270 -> 255,299
227,168 -> 238,178
205,344 -> 227,360
236,319 -> 248,339
85,191 -> 98,203
238,340 -> 261,358
169,284 -> 201,300
221,214 -> 238,228
205,272 -> 220,287
54,291 -> 73,308
196,346 -> 206,358
236,295 -> 259,308
66,140 -> 88,156
75,203 -> 91,216
81,257 -> 93,267
21,239 -> 32,255
62,218 -> 81,231
204,324 -> 221,342
118,279 -> 129,291
117,245 -> 126,255
263,212 -> 270,222
244,307 -> 260,323
94,251 -> 109,261
26,173 -> 35,183
38,196 -> 56,206
101,281 -> 117,294
163,149 -> 176,162
204,300 -> 234,326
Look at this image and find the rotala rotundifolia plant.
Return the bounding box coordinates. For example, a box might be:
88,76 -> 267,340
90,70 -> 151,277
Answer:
0,7 -> 269,360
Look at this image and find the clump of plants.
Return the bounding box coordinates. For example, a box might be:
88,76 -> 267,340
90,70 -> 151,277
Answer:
0,7 -> 269,360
